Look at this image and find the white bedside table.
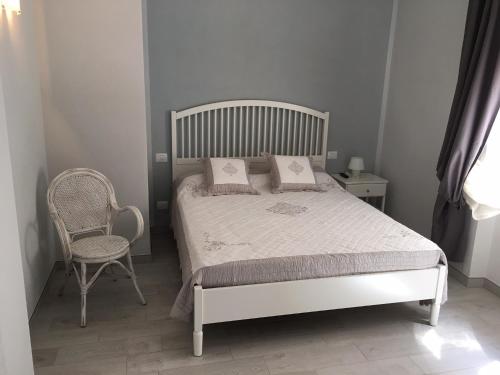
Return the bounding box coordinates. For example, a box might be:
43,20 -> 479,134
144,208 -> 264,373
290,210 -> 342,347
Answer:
332,173 -> 388,212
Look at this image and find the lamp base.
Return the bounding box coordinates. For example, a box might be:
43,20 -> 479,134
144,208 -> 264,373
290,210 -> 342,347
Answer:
350,169 -> 361,179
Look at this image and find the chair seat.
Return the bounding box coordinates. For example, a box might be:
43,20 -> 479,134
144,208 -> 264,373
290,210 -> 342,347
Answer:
71,235 -> 129,263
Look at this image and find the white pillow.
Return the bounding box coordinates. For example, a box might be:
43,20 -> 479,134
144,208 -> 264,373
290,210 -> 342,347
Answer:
268,155 -> 322,193
204,158 -> 259,196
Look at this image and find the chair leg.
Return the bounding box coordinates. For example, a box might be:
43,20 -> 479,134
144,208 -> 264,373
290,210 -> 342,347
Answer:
80,263 -> 87,328
126,252 -> 146,305
58,270 -> 71,297
108,264 -> 118,282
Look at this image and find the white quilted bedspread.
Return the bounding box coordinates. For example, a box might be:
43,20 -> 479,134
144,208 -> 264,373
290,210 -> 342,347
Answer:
176,172 -> 441,273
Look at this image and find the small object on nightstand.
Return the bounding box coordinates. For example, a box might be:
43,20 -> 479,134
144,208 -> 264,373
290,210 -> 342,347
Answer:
332,172 -> 388,212
347,157 -> 365,178
340,172 -> 349,178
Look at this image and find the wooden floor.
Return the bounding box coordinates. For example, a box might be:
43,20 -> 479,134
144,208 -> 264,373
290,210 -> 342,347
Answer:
30,232 -> 500,375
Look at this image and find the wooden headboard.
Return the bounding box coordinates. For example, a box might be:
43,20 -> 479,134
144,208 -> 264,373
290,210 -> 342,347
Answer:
171,100 -> 329,181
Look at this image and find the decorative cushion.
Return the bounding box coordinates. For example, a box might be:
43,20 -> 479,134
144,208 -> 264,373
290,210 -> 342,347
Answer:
204,158 -> 259,196
268,155 -> 322,193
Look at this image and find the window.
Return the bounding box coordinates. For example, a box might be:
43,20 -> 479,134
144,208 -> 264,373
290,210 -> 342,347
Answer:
464,109 -> 500,220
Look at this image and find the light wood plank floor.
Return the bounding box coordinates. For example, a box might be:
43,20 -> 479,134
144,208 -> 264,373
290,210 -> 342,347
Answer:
30,233 -> 500,375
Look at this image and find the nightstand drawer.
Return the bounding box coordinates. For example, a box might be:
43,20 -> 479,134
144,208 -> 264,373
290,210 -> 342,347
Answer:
346,183 -> 386,197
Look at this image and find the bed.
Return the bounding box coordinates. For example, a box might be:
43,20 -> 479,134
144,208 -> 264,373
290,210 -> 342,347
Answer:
169,100 -> 447,356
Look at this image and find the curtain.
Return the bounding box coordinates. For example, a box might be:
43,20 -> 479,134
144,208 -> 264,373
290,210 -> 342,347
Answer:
431,0 -> 500,261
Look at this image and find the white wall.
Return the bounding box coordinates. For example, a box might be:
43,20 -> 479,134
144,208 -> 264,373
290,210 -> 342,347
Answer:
1,0 -> 55,317
378,0 -> 468,237
36,0 -> 151,255
0,9 -> 35,375
0,84 -> 35,375
459,218 -> 492,278
487,218 -> 500,285
454,216 -> 500,288
464,217 -> 500,285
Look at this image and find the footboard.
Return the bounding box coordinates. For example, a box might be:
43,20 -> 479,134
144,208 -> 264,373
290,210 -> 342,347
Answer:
193,265 -> 447,356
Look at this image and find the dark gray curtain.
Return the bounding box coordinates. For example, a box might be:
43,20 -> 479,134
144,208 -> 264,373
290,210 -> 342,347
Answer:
432,0 -> 500,261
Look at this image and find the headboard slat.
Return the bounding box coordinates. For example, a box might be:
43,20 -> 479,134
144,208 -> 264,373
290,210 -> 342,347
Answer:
181,117 -> 185,159
298,113 -> 302,154
257,107 -> 262,157
304,115 -> 308,155
273,108 -> 278,154
201,113 -> 204,157
271,108 -> 275,153
188,115 -> 191,158
171,100 -> 329,181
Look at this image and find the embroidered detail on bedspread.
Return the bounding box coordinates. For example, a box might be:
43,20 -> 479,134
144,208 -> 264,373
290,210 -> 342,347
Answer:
184,181 -> 206,197
320,180 -> 346,192
383,229 -> 416,239
266,202 -> 308,216
203,232 -> 250,252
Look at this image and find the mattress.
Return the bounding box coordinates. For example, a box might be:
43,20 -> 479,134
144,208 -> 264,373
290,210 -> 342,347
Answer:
170,172 -> 447,320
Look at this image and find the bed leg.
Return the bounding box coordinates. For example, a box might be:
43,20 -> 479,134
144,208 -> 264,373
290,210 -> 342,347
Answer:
193,330 -> 203,357
430,302 -> 440,326
193,285 -> 203,357
429,264 -> 447,327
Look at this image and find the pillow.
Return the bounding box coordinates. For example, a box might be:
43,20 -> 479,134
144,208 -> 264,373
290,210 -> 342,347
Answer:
204,158 -> 259,196
268,155 -> 322,193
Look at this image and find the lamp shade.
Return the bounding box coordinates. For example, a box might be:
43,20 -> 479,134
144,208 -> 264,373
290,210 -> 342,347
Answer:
348,157 -> 365,172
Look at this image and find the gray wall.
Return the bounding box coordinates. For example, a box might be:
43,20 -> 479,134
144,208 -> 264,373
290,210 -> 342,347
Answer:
1,0 -> 55,317
148,0 -> 393,225
378,0 -> 468,237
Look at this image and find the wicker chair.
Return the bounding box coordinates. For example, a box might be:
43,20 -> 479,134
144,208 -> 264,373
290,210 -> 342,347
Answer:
47,168 -> 146,327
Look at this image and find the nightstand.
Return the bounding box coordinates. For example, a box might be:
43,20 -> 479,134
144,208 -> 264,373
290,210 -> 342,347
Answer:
332,173 -> 388,212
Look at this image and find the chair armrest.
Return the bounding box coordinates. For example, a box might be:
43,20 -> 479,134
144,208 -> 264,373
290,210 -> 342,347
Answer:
111,205 -> 144,246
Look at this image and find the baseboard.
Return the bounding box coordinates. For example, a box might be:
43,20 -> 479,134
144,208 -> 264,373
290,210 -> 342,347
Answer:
448,266 -> 485,288
29,260 -> 60,321
448,265 -> 500,298
132,254 -> 153,263
484,279 -> 500,298
150,225 -> 171,235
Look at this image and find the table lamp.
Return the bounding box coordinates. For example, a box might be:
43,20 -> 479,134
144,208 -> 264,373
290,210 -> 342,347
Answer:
348,157 -> 365,178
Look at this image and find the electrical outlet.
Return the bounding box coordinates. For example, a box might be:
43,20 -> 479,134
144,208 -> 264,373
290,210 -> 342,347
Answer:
155,153 -> 168,163
327,151 -> 338,160
156,201 -> 169,210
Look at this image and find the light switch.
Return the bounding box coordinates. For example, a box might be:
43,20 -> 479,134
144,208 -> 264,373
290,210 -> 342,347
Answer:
155,153 -> 168,163
327,151 -> 338,160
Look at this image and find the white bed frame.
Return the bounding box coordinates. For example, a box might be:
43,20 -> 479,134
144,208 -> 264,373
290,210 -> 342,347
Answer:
171,100 -> 447,357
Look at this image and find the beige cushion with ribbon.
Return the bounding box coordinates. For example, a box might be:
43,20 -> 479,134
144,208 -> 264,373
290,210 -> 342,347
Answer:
268,155 -> 322,193
204,158 -> 259,196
